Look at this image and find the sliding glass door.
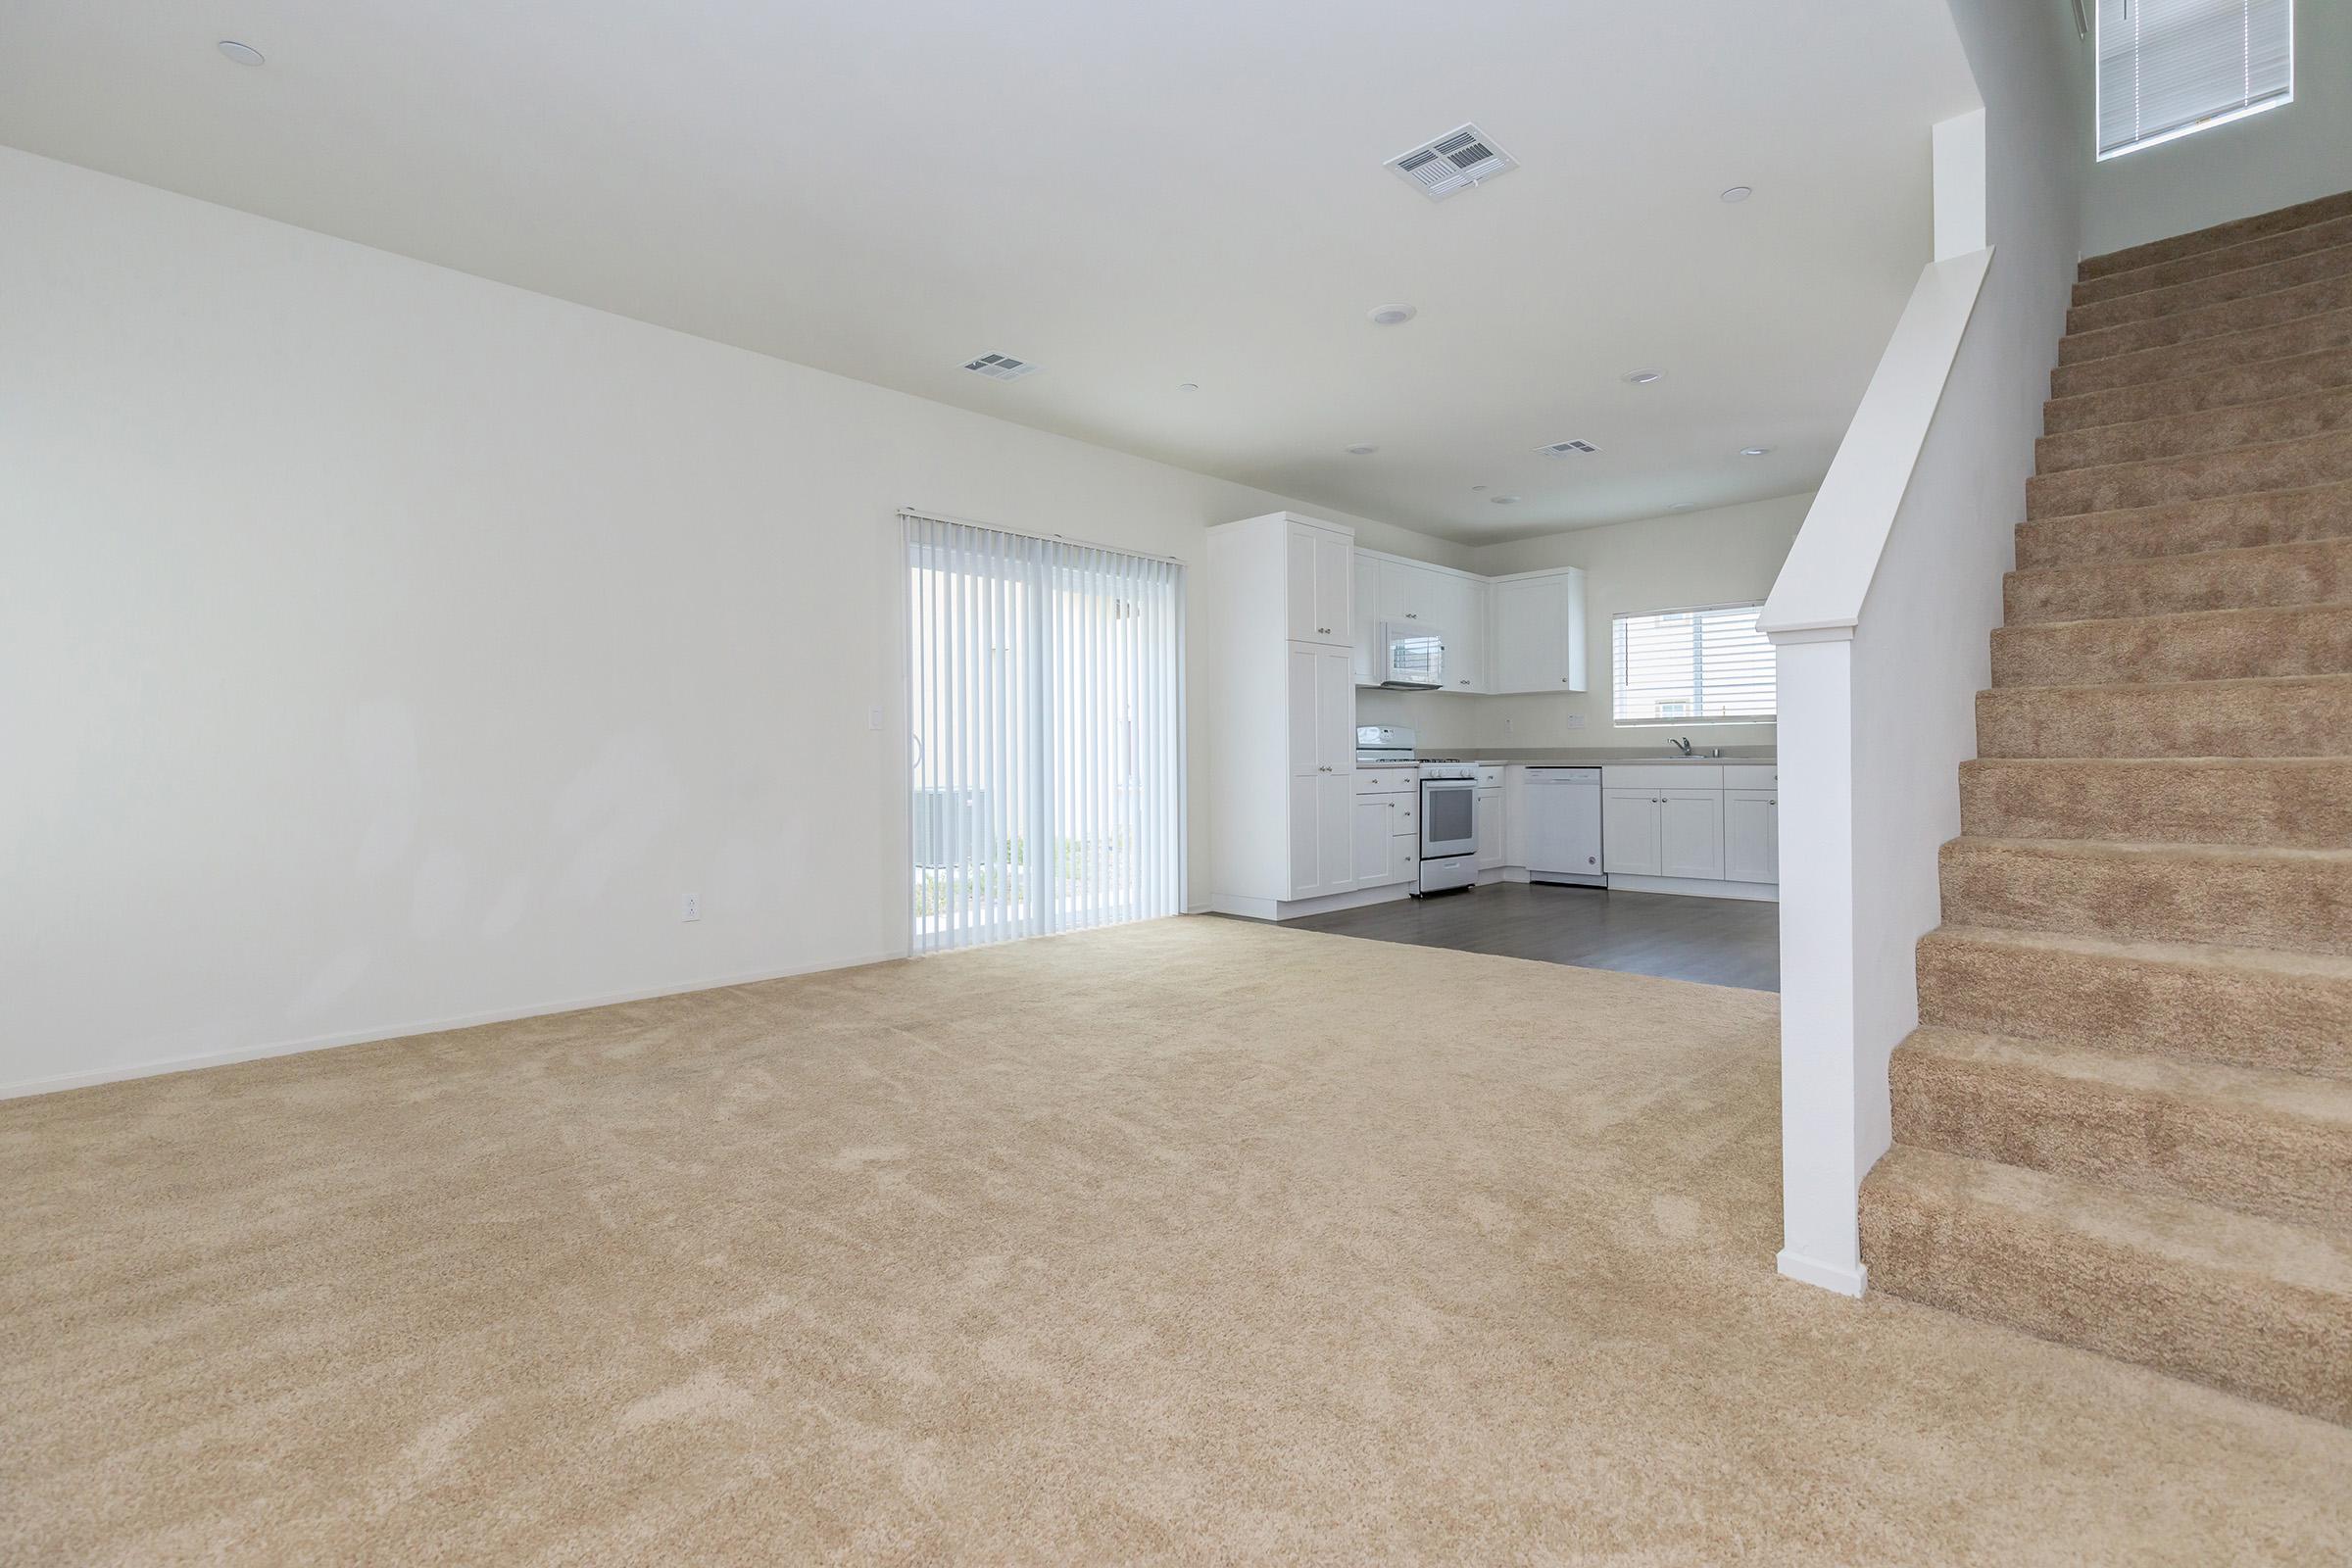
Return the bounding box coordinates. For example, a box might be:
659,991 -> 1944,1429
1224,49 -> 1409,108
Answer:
906,514 -> 1184,954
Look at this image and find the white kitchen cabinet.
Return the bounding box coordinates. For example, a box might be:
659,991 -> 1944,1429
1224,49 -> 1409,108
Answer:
1431,572 -> 1487,693
1376,558 -> 1435,625
1287,772 -> 1357,900
1658,789 -> 1726,880
1490,568 -> 1588,693
1352,797 -> 1400,887
1349,552 -> 1381,684
1286,643 -> 1354,777
1473,788 -> 1504,871
1726,788 -> 1779,883
1603,789 -> 1663,875
1285,521 -> 1352,647
1208,513 -> 1359,916
1388,831 -> 1420,887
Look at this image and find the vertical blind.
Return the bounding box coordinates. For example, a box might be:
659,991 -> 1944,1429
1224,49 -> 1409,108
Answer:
2097,0 -> 2292,160
905,513 -> 1185,955
1612,603 -> 1776,725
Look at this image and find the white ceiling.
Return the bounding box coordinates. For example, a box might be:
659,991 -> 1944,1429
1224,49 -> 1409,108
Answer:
0,2 -> 1979,543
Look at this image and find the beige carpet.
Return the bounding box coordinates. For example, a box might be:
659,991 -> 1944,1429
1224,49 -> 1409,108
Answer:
3,917 -> 2346,1565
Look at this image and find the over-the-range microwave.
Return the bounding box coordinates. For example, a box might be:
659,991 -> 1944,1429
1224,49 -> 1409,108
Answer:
1376,620 -> 1448,690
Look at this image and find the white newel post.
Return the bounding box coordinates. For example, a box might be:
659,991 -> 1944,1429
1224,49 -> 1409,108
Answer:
1768,628 -> 1867,1296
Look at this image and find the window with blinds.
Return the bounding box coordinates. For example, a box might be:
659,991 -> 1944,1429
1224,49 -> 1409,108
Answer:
2096,0 -> 2293,161
1611,603 -> 1776,725
905,514 -> 1185,955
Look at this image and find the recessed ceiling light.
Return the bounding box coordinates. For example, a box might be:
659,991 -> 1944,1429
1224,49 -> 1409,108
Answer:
217,39 -> 266,66
1367,304 -> 1417,326
1622,369 -> 1665,385
1720,185 -> 1753,204
1345,443 -> 1379,456
1470,484 -> 1490,492
1739,446 -> 1771,457
1176,382 -> 1200,392
1490,495 -> 1522,506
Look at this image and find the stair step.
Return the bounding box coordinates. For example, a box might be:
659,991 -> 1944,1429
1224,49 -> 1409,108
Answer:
2045,344 -> 2352,437
2051,306 -> 2352,399
2060,273 -> 2352,368
2076,211 -> 2352,308
1991,604 -> 2352,687
2036,383 -> 2352,474
1975,673 -> 2352,760
2068,240 -> 2352,336
1889,1027 -> 2352,1230
2013,480 -> 2352,569
2027,430 -> 2352,521
1960,757 -> 2352,849
2081,191 -> 2352,283
1860,1145 -> 2352,1423
1915,925 -> 2352,1079
1938,836 -> 2352,956
2003,536 -> 2352,622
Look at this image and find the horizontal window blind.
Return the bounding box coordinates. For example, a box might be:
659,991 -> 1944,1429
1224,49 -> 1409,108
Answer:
1612,603 -> 1775,725
906,514 -> 1184,955
2097,0 -> 2292,160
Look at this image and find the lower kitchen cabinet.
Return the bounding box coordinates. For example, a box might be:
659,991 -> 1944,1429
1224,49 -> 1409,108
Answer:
1658,789 -> 1725,880
1473,788 -> 1504,871
1354,796 -> 1405,888
1602,789 -> 1662,876
1287,771 -> 1357,901
1725,788 -> 1779,883
1600,764 -> 1772,893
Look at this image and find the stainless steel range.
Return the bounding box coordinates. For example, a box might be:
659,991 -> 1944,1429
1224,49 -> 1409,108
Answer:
1357,726 -> 1477,897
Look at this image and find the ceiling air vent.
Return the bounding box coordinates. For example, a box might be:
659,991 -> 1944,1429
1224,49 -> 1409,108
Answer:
1538,439 -> 1599,457
1387,123 -> 1519,202
962,353 -> 1038,382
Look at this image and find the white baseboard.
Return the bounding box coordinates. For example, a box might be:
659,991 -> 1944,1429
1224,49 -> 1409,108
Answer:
1778,1249 -> 1869,1298
1607,874 -> 1780,903
1,949 -> 908,1102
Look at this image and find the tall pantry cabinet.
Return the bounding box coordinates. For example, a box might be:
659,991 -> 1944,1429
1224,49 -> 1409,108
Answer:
1208,513 -> 1358,917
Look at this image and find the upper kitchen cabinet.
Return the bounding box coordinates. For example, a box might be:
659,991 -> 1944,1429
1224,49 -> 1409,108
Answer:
1490,567 -> 1587,694
1284,520 -> 1352,647
1357,549 -> 1489,694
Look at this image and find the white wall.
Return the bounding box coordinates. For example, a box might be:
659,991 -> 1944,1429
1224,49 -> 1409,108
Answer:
1467,495 -> 1810,752
1761,0 -> 2087,1292
0,147 -> 1461,1096
2082,0 -> 2352,256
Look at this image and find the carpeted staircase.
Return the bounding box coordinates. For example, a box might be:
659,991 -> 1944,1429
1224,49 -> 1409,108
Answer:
1859,191 -> 2352,1426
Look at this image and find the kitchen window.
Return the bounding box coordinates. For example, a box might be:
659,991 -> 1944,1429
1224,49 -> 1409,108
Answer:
2096,0 -> 2293,161
1611,603 -> 1775,726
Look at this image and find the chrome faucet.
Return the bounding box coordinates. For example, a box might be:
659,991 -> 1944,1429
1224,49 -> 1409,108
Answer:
1669,735 -> 1694,757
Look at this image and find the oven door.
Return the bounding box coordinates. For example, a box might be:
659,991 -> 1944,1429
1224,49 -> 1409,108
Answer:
1420,778 -> 1477,859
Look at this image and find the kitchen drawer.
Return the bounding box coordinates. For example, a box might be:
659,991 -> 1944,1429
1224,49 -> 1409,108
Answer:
1602,764 -> 1721,791
1474,766 -> 1503,788
1723,765 -> 1777,790
1354,768 -> 1418,795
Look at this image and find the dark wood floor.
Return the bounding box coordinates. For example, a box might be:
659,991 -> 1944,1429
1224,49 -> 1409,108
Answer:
1269,882 -> 1780,992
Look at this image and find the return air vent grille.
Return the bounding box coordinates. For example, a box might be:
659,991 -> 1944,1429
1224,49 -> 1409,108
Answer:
1387,123 -> 1518,201
962,353 -> 1038,382
1539,439 -> 1599,457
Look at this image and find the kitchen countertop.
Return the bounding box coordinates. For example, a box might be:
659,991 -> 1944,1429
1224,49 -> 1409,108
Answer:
1453,752 -> 1777,767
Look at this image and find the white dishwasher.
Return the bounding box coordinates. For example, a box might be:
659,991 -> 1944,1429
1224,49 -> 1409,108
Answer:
1524,767 -> 1605,887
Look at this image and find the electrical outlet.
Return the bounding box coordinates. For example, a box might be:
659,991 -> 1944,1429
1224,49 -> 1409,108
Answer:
681,894 -> 701,922
867,706 -> 885,730
1565,713 -> 1584,729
